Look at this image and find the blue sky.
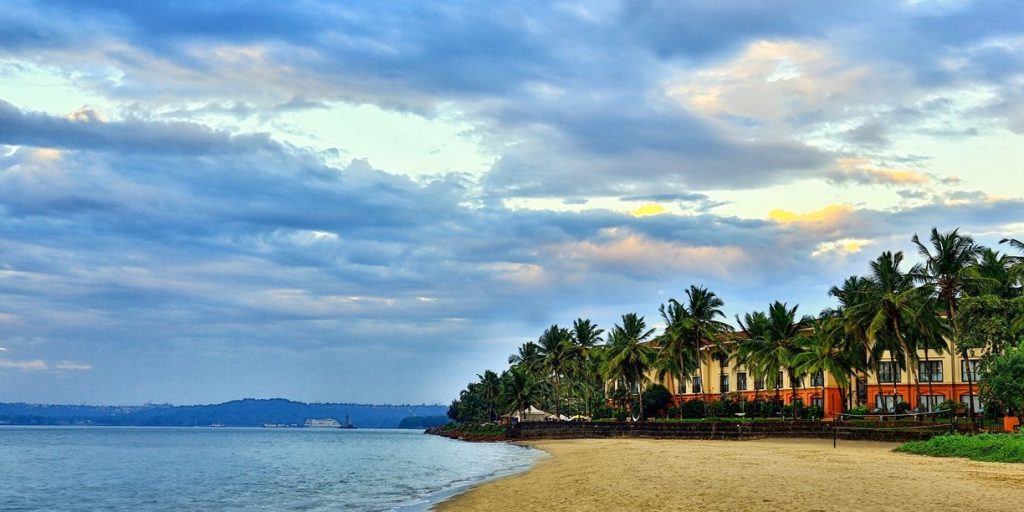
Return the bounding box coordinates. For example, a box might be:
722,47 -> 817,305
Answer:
1,0 -> 1023,405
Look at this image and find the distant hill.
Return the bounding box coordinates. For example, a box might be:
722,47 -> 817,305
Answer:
397,415 -> 449,429
0,399 -> 447,428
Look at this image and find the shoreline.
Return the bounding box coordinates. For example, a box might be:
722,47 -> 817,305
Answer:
433,437 -> 1024,511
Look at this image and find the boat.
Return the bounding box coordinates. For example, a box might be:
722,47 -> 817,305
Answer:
304,418 -> 342,428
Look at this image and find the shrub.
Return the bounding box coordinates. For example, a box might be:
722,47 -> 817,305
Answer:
894,433 -> 1024,463
681,399 -> 706,419
806,405 -> 824,420
643,384 -> 672,417
666,406 -> 681,418
848,405 -> 870,416
613,408 -> 628,421
894,401 -> 912,414
937,400 -> 961,416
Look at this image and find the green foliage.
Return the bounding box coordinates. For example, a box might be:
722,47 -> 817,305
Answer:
956,295 -> 1022,354
894,401 -> 912,414
806,405 -> 824,420
847,405 -> 870,416
979,346 -> 1024,422
399,415 -> 449,429
894,433 -> 1024,463
937,400 -> 962,416
680,399 -> 706,419
643,384 -> 672,416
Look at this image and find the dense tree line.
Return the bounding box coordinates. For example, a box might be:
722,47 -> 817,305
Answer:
449,229 -> 1024,423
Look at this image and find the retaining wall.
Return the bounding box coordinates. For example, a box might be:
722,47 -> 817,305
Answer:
508,421 -> 948,443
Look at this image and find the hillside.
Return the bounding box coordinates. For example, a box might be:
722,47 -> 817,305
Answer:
0,399 -> 447,428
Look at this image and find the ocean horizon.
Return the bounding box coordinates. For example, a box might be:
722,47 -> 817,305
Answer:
0,426 -> 541,511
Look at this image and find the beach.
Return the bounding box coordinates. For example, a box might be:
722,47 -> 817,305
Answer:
435,438 -> 1024,511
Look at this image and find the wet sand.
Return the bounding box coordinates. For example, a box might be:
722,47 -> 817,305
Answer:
435,438 -> 1024,511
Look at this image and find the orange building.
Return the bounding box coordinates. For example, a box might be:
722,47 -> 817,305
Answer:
637,344 -> 986,419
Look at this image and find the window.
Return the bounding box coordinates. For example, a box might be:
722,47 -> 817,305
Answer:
811,396 -> 823,408
875,394 -> 902,412
918,394 -> 944,411
811,370 -> 824,387
677,378 -> 686,395
961,360 -> 981,382
857,378 -> 868,402
877,362 -> 901,383
692,376 -> 702,394
754,374 -> 765,390
793,375 -> 803,388
736,372 -> 748,391
720,374 -> 730,393
775,371 -> 784,389
792,397 -> 803,407
919,361 -> 943,383
961,394 -> 983,412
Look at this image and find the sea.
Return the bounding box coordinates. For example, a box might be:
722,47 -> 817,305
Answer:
0,426 -> 541,511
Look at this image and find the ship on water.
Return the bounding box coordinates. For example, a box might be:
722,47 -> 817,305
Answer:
303,415 -> 356,429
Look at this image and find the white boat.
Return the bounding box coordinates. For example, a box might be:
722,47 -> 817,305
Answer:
304,418 -> 341,428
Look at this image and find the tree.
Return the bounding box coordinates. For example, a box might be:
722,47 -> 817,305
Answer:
793,316 -> 856,416
537,325 -> 574,420
601,313 -> 655,420
501,367 -> 541,421
571,318 -> 604,417
965,248 -> 1018,299
656,299 -> 698,417
978,346 -> 1024,427
913,228 -> 982,418
845,251 -> 933,412
508,341 -> 542,375
663,286 -> 731,407
477,370 -> 501,421
955,295 -> 1024,356
734,310 -> 771,406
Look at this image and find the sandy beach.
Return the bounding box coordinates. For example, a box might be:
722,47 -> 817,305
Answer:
435,438 -> 1024,512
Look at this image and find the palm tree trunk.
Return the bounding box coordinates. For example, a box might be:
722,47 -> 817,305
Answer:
925,348 -> 933,412
679,355 -> 687,419
554,374 -> 561,420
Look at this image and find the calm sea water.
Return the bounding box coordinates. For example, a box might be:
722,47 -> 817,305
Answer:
0,427 -> 540,511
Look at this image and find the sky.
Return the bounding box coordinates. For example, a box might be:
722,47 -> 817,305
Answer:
1,1 -> 1023,405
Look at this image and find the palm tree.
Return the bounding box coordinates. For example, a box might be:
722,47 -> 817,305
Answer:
571,318 -> 604,416
793,316 -> 856,417
846,251 -> 931,412
829,275 -> 875,408
601,313 -> 655,420
735,302 -> 810,419
965,248 -> 1018,298
508,341 -> 543,376
502,367 -> 541,422
537,325 -> 574,420
913,228 -> 981,418
663,286 -> 731,407
657,299 -> 697,416
477,370 -> 501,421
734,311 -> 771,407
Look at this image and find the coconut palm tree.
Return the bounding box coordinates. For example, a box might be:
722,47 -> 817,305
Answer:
477,370 -> 501,421
656,299 -> 697,416
793,316 -> 856,417
537,325 -> 574,420
913,228 -> 982,418
734,310 -> 771,407
601,313 -> 655,420
846,251 -> 932,412
965,248 -> 1018,298
734,302 -> 810,419
508,341 -> 543,376
501,367 -> 541,421
662,286 -> 731,407
571,318 -> 604,416
829,275 -> 875,408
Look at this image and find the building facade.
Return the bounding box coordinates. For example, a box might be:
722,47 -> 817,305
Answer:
637,346 -> 985,418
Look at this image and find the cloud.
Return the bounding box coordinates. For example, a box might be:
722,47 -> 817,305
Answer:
0,358 -> 89,371
826,158 -> 931,187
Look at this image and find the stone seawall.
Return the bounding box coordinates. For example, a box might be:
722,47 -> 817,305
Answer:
507,421 -> 947,443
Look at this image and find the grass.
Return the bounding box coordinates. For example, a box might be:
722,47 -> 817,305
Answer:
894,433 -> 1024,463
